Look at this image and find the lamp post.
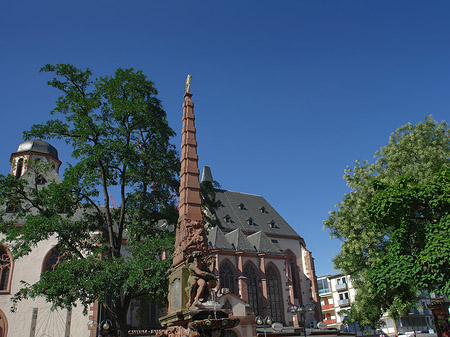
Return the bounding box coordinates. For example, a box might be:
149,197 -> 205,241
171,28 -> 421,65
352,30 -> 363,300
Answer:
87,319 -> 114,336
288,303 -> 316,337
256,315 -> 273,337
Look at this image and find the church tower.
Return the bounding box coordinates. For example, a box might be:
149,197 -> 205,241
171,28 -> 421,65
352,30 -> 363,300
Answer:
10,139 -> 61,178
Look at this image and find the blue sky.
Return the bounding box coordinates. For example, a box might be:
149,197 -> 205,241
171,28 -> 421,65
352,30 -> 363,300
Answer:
1,1 -> 449,276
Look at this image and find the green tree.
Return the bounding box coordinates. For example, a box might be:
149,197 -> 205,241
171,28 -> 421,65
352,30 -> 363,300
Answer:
0,64 -> 180,337
324,116 -> 450,327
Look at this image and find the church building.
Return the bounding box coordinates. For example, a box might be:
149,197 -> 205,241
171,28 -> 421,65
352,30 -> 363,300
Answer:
202,166 -> 321,336
0,140 -> 321,337
0,84 -> 321,337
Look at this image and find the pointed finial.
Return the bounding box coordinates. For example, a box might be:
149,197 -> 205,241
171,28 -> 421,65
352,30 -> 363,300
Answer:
185,74 -> 192,93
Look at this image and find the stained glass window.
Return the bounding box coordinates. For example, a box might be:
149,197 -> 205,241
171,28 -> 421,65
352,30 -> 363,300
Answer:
44,247 -> 65,272
243,263 -> 259,315
266,265 -> 283,323
289,258 -> 299,299
0,247 -> 11,292
219,261 -> 236,294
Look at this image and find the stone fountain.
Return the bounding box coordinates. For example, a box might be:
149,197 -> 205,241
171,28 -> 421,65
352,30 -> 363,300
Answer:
159,77 -> 239,337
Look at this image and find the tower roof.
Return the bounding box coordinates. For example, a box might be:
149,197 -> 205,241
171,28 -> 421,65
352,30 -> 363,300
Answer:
14,139 -> 59,160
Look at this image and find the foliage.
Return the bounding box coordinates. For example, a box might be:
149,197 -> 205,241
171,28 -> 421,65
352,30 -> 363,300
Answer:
324,116 -> 450,327
0,64 -> 180,337
200,179 -> 221,229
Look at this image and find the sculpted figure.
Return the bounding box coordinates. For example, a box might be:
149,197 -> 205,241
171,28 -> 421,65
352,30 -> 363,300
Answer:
186,252 -> 217,308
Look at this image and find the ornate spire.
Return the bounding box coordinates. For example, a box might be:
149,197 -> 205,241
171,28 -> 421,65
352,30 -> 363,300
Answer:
178,92 -> 203,221
172,91 -> 209,266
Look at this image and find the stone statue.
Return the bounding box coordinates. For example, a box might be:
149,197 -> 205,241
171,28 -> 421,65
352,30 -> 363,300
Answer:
185,251 -> 217,308
185,74 -> 192,93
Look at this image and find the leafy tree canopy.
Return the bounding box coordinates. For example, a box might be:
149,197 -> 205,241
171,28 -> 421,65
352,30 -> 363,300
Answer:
0,64 -> 180,337
324,116 -> 450,327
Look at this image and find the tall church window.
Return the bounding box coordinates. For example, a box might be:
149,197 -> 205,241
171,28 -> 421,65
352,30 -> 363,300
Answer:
219,261 -> 236,294
243,263 -> 259,315
266,265 -> 283,323
0,246 -> 12,293
0,309 -> 7,337
15,158 -> 23,178
43,247 -> 65,272
289,258 -> 299,299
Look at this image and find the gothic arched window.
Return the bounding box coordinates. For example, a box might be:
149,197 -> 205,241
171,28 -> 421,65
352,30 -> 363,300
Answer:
266,265 -> 283,323
219,261 -> 236,294
43,247 -> 65,272
0,309 -> 7,337
243,263 -> 259,315
0,246 -> 12,293
15,158 -> 23,178
289,257 -> 300,299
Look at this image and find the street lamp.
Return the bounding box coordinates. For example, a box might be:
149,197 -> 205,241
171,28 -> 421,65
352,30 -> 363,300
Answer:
288,303 -> 316,337
256,315 -> 273,337
87,319 -> 114,336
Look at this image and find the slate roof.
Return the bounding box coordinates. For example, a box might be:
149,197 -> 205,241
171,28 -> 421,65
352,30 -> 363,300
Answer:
207,226 -> 234,251
213,189 -> 300,239
224,228 -> 256,252
14,139 -> 59,160
247,231 -> 281,254
207,227 -> 283,255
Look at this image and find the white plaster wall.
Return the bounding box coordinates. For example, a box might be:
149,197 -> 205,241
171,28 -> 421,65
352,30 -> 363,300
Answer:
0,236 -> 89,337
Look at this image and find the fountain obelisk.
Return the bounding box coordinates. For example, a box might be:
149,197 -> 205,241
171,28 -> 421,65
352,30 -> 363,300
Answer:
159,77 -> 238,337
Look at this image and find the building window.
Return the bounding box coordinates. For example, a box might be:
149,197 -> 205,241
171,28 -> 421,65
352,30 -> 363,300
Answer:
0,247 -> 12,292
339,292 -> 349,300
128,299 -> 161,330
337,277 -> 346,285
43,247 -> 65,272
5,201 -> 20,213
243,263 -> 259,316
266,265 -> 283,323
0,309 -> 7,337
318,278 -> 330,294
219,261 -> 236,294
15,158 -> 23,178
35,175 -> 47,185
289,258 -> 299,299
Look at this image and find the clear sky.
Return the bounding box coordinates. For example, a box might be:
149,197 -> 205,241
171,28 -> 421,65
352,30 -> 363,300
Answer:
1,1 -> 449,276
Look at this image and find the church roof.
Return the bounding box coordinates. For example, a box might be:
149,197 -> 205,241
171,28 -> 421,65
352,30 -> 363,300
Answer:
213,189 -> 300,239
224,228 -> 256,252
207,226 -> 234,251
14,139 -> 59,160
247,231 -> 281,254
207,226 -> 284,255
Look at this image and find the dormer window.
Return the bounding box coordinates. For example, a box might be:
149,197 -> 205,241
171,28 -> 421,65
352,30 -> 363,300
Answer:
238,203 -> 245,210
247,217 -> 254,225
268,220 -> 278,229
224,214 -> 231,223
259,206 -> 266,213
36,175 -> 47,185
